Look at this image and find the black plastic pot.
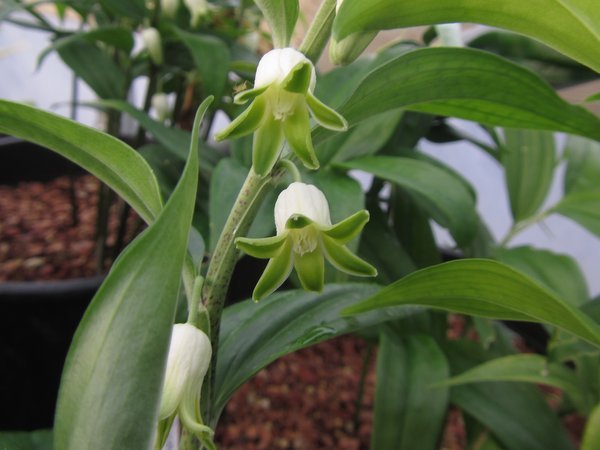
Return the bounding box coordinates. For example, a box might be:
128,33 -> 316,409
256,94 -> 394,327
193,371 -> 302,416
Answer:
0,138 -> 100,430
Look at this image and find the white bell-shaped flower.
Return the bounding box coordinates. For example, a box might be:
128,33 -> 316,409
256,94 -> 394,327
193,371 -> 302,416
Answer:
141,27 -> 163,65
215,48 -> 348,177
236,182 -> 377,300
184,0 -> 209,27
157,323 -> 214,448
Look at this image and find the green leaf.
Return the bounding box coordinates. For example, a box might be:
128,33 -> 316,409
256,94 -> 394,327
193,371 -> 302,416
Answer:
440,354 -> 592,413
334,0 -> 600,74
214,284 -> 423,420
316,48 -> 600,144
0,429 -> 52,450
57,40 -> 126,99
254,0 -> 299,48
582,402 -> 600,450
99,0 -> 146,20
95,99 -> 221,172
501,128 -> 556,221
0,100 -> 162,223
343,259 -> 600,348
495,246 -> 589,307
337,156 -> 478,246
444,340 -> 574,450
174,29 -> 231,100
53,99 -> 207,450
563,135 -> 600,194
371,332 -> 449,450
552,191 -> 600,238
468,31 -> 598,88
38,27 -> 134,69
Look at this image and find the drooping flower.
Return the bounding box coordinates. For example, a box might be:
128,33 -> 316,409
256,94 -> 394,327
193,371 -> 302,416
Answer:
236,182 -> 377,300
157,323 -> 214,449
214,48 -> 348,177
184,0 -> 209,27
141,27 -> 163,65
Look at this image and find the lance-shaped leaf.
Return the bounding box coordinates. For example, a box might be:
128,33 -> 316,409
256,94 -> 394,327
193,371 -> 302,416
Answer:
551,191 -> 600,238
439,354 -> 592,414
333,0 -> 600,74
314,48 -> 600,144
0,100 -> 162,223
343,259 -> 600,348
53,99 -> 209,450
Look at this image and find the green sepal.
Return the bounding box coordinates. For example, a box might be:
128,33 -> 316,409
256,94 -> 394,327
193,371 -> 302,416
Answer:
282,61 -> 313,94
321,234 -> 377,277
306,91 -> 348,131
233,84 -> 270,105
283,103 -> 319,170
253,237 -> 294,301
236,233 -> 288,259
285,214 -> 314,230
294,248 -> 324,292
252,115 -> 284,176
214,95 -> 267,141
321,210 -> 369,244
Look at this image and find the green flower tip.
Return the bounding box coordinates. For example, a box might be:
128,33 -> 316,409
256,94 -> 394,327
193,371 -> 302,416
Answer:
214,48 -> 348,176
236,182 -> 376,301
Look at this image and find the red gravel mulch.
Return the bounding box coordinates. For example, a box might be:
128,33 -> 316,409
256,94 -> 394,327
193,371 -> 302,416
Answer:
0,174 -> 139,281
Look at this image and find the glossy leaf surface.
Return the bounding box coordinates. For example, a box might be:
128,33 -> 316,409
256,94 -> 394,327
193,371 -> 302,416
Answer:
53,100 -> 205,450
344,259 -> 600,348
337,156 -> 478,245
334,0 -> 600,73
0,100 -> 162,223
315,48 -> 600,144
214,284 -> 425,420
372,332 -> 449,450
501,128 -> 556,221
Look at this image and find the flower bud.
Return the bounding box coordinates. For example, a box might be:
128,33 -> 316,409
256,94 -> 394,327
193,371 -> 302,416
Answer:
151,93 -> 171,123
434,23 -> 464,47
184,0 -> 209,27
141,27 -> 163,65
159,323 -> 211,421
329,0 -> 377,66
161,0 -> 179,18
274,182 -> 331,235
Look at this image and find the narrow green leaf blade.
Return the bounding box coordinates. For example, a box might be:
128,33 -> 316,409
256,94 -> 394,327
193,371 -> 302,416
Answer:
254,0 -> 299,48
441,354 -> 591,413
334,0 -> 600,74
319,48 -> 600,143
582,402 -> 600,450
53,99 -> 207,450
214,284 -> 424,420
501,128 -> 556,221
444,341 -> 574,450
57,40 -> 126,99
336,156 -> 478,246
495,246 -> 589,307
0,100 -> 162,223
563,135 -> 600,195
174,29 -> 231,100
552,191 -> 600,238
343,259 -> 600,348
372,332 -> 449,450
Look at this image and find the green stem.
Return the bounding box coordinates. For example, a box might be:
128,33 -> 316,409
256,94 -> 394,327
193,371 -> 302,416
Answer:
299,0 -> 337,63
278,159 -> 302,182
500,211 -> 550,246
201,168 -> 272,422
